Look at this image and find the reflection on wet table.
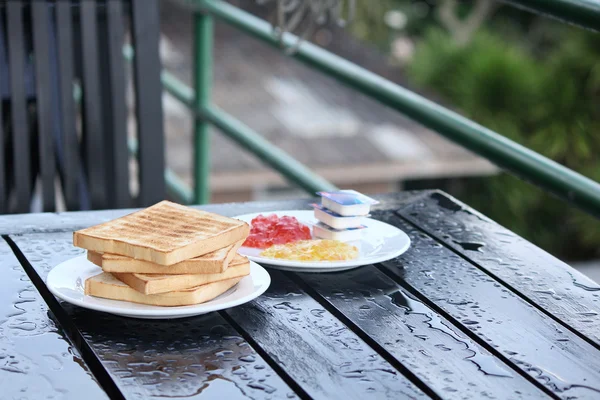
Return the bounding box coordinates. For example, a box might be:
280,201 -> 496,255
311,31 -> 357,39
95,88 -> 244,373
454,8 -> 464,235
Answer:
2,191 -> 600,399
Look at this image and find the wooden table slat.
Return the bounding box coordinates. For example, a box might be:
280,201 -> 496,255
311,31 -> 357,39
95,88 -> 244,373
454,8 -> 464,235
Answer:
226,270 -> 429,400
130,0 -> 166,206
55,1 -> 80,211
0,239 -> 108,399
99,0 -> 130,209
397,191 -> 600,347
378,212 -> 600,399
10,232 -> 296,400
0,53 -> 5,213
297,266 -> 549,400
31,2 -> 57,212
79,0 -> 108,209
6,2 -> 32,213
0,13 -> 6,213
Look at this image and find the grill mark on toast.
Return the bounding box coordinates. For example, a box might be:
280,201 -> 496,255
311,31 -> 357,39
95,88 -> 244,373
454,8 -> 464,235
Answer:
74,201 -> 248,257
100,217 -> 236,237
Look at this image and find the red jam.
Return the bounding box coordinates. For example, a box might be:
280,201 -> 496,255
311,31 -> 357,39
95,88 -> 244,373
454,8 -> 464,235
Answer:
243,214 -> 312,249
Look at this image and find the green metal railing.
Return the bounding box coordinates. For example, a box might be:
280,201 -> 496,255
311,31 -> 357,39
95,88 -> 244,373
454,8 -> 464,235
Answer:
193,13 -> 213,204
157,0 -> 600,218
500,0 -> 600,32
125,43 -> 337,202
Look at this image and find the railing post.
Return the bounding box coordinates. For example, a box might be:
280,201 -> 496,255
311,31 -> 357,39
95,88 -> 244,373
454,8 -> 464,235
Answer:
193,11 -> 213,204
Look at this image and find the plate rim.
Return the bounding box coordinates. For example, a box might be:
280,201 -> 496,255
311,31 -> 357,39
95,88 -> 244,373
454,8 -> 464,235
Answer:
46,255 -> 271,317
233,209 -> 411,270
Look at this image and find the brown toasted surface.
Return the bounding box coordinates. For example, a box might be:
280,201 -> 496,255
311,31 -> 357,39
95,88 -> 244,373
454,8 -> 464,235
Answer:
74,201 -> 249,265
85,272 -> 242,307
99,242 -> 236,263
74,201 -> 247,253
113,261 -> 250,294
230,254 -> 247,266
87,245 -> 247,275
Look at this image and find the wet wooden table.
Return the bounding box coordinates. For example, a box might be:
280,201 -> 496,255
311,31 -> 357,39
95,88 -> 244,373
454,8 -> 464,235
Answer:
1,190 -> 599,399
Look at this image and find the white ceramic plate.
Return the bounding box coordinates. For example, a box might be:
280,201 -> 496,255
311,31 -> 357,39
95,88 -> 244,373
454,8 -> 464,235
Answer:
46,255 -> 271,319
235,210 -> 411,272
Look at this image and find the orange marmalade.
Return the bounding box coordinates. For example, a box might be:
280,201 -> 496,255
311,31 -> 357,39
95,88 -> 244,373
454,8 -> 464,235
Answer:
243,214 -> 312,249
260,239 -> 359,261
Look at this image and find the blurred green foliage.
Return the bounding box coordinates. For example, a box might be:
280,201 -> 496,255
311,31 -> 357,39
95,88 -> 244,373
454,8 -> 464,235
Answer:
407,23 -> 600,260
346,0 -> 438,48
346,1 -> 600,260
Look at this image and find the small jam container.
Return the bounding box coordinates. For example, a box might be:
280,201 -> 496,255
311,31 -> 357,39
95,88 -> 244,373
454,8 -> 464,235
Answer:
313,223 -> 365,242
317,190 -> 379,217
312,204 -> 366,230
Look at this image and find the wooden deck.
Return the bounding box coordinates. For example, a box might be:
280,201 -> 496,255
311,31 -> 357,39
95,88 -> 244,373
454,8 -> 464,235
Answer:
157,1 -> 497,198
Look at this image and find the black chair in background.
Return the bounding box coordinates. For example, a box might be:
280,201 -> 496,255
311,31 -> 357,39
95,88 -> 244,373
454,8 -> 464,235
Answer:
0,0 -> 165,214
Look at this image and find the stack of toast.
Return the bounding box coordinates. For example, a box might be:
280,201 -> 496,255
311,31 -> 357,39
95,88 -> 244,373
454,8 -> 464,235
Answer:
73,201 -> 251,306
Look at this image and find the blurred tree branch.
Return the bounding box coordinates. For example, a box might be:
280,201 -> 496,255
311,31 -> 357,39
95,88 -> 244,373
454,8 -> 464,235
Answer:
437,0 -> 499,46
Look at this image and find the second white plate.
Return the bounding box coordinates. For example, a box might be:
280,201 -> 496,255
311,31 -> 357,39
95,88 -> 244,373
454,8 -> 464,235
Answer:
235,210 -> 411,272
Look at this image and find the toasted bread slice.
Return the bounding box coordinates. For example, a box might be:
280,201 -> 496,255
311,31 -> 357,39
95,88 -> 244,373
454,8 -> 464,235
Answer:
113,257 -> 250,295
85,272 -> 242,306
88,241 -> 243,275
74,201 -> 249,266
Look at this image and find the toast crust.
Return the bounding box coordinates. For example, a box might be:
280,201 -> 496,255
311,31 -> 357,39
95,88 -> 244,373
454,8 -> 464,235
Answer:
87,241 -> 244,274
113,260 -> 250,295
74,201 -> 249,265
84,272 -> 242,306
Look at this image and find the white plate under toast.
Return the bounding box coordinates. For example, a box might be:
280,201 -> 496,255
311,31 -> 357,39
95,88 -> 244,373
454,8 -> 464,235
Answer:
235,210 -> 411,272
46,255 -> 270,319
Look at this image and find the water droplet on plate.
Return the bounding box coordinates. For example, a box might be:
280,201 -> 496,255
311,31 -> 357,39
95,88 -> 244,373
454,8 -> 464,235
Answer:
239,355 -> 256,363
